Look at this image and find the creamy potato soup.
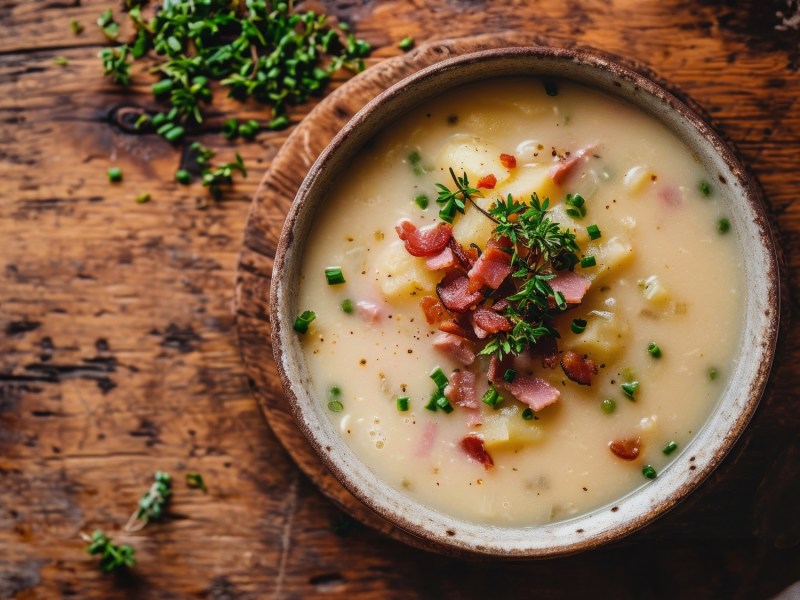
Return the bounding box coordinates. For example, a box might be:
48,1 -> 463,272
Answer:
295,78 -> 743,525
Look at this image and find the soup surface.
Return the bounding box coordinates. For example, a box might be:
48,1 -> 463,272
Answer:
295,77 -> 743,525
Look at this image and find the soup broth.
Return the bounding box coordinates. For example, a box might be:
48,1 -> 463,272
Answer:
295,78 -> 743,525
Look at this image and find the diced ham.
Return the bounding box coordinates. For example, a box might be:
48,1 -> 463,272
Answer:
460,435 -> 494,469
438,319 -> 473,340
416,422 -> 439,458
425,246 -> 456,270
471,307 -> 512,339
504,375 -> 561,412
609,437 -> 642,461
476,174 -> 497,189
550,146 -> 593,185
395,219 -> 452,257
420,296 -> 446,324
467,245 -> 512,290
658,185 -> 682,208
560,350 -> 599,386
499,153 -> 517,169
548,271 -> 591,304
433,332 -> 476,365
444,371 -> 478,409
436,272 -> 484,313
356,301 -> 383,322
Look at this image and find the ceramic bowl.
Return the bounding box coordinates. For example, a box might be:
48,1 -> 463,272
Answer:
270,46 -> 779,557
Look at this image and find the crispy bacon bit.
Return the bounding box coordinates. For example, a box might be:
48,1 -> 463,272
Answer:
609,437 -> 642,461
395,219 -> 452,257
487,354 -> 512,384
420,296 -> 446,324
499,153 -> 517,169
449,238 -> 474,269
460,435 -> 494,469
432,332 -> 476,365
550,146 -> 592,185
476,174 -> 497,189
560,350 -> 599,386
471,307 -> 512,339
445,371 -> 478,409
425,246 -> 456,270
535,336 -> 560,369
549,271 -> 591,304
492,298 -> 510,312
438,319 -> 473,340
467,245 -> 512,291
436,272 -> 484,313
504,375 -> 561,412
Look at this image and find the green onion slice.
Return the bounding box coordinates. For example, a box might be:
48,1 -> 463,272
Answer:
587,224 -> 602,240
325,267 -> 345,285
571,319 -> 587,334
293,310 -> 316,334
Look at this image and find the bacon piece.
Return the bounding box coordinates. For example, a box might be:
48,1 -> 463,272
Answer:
550,146 -> 592,185
416,422 -> 439,458
449,238 -> 474,270
609,437 -> 642,461
504,375 -> 561,412
471,306 -> 512,339
460,435 -> 494,469
492,298 -> 510,312
499,153 -> 517,169
549,271 -> 591,304
395,219 -> 452,257
487,354 -> 513,385
356,301 -> 383,322
436,272 -> 484,313
476,174 -> 497,189
444,370 -> 478,409
420,296 -> 446,324
432,332 -> 475,365
438,319 -> 473,340
560,350 -> 599,386
467,245 -> 512,291
535,336 -> 560,369
425,246 -> 456,270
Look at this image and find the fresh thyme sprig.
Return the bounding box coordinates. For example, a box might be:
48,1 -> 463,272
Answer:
435,168 -> 482,223
125,471 -> 172,532
82,530 -> 136,573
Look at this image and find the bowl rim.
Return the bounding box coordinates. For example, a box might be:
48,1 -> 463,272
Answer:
269,45 -> 780,557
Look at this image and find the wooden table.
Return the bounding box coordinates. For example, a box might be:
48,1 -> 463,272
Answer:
1,1 -> 798,598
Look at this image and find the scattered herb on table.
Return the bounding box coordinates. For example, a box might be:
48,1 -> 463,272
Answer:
55,56 -> 69,67
107,167 -> 123,183
125,471 -> 172,532
83,530 -> 136,573
70,20 -> 84,35
186,472 -> 207,493
135,193 -> 151,204
399,36 -> 415,51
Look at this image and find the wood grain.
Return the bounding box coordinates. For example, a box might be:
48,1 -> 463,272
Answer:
1,0 -> 799,598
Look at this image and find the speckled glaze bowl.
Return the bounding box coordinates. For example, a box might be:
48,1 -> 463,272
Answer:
270,46 -> 779,557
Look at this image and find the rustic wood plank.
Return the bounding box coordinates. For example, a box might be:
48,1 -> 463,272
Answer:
1,0 -> 799,597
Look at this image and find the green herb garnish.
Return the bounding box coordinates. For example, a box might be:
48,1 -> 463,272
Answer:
125,471 -> 171,532
293,310 -> 316,334
408,150 -> 425,176
698,180 -> 712,197
647,342 -> 662,358
600,398 -> 616,414
662,441 -> 678,455
717,218 -> 731,234
586,224 -> 602,240
642,465 -> 658,479
397,397 -> 409,412
84,530 -> 135,573
430,367 -> 448,390
135,193 -> 151,204
107,167 -> 123,183
435,168 -> 480,223
521,407 -> 535,420
621,381 -> 639,400
399,36 -> 415,51
435,394 -> 454,413
414,194 -> 429,210
481,385 -> 501,408
328,386 -> 343,412
565,193 -> 586,219
175,169 -> 191,185
222,119 -> 239,140
503,369 -> 517,383
70,20 -> 84,35
97,9 -> 120,40
55,56 -> 69,67
708,367 -> 718,381
186,472 -> 207,493
325,267 -> 345,285
341,299 -> 354,313
580,256 -> 596,268
571,319 -> 587,334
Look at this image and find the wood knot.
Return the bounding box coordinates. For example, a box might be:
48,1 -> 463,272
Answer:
111,106 -> 149,134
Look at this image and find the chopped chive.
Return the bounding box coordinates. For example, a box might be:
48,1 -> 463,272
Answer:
414,194 -> 429,210
698,179 -> 712,197
571,318 -> 587,334
621,381 -> 639,400
329,386 -> 341,397
407,150 -> 424,176
341,299 -> 354,313
435,395 -> 453,413
481,385 -> 501,408
327,400 -> 344,413
151,79 -> 174,96
398,36 -> 414,51
293,310 -> 316,334
717,218 -> 731,234
642,465 -> 657,479
175,169 -> 191,185
663,441 -> 678,455
553,290 -> 567,310
430,367 -> 448,390
396,396 -> 409,412
240,119 -> 260,140
424,395 -> 439,412
586,224 -> 602,240
222,118 -> 239,140
600,398 -> 616,414
521,407 -> 535,420
107,167 -> 123,183
580,256 -> 596,269
135,193 -> 151,204
55,56 -> 69,67
150,113 -> 167,128
163,125 -> 185,142
269,115 -> 289,130
647,342 -> 662,358
503,369 -> 517,383
708,368 -> 718,381
565,193 -> 586,219
325,267 -> 345,285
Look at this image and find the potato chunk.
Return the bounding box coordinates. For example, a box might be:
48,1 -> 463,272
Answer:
479,404 -> 544,451
581,235 -> 634,284
375,240 -> 439,298
563,309 -> 630,364
439,134 -> 510,185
